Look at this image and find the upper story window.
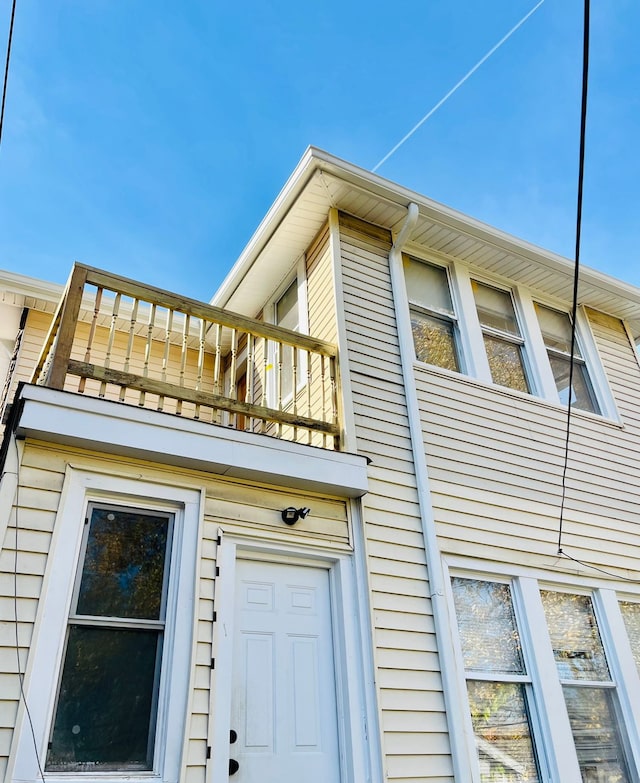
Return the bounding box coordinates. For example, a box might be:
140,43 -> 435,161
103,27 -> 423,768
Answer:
275,279 -> 299,402
471,280 -> 530,393
403,255 -> 616,418
534,303 -> 600,414
404,257 -> 460,372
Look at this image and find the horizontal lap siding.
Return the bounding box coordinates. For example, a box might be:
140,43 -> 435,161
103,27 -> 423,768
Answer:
1,441 -> 349,782
338,214 -> 452,783
416,309 -> 640,579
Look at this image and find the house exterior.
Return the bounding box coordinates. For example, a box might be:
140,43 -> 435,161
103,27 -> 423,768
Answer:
2,147 -> 640,783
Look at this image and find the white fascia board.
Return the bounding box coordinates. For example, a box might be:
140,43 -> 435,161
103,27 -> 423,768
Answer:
0,268 -> 63,303
14,385 -> 369,498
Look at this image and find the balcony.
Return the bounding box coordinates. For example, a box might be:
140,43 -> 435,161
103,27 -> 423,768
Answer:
31,264 -> 341,450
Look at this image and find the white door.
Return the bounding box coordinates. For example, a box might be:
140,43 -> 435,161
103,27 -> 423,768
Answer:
230,559 -> 342,782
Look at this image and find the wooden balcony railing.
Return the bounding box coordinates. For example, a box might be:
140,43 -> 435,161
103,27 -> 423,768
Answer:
32,264 -> 341,449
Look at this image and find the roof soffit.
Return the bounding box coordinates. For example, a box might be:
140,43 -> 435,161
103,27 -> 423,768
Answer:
213,148 -> 640,339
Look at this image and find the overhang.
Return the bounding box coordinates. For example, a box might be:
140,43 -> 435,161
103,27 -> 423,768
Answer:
212,147 -> 640,341
13,384 -> 369,498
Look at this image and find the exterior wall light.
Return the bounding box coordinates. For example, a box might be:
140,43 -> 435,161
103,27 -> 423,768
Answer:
281,507 -> 311,525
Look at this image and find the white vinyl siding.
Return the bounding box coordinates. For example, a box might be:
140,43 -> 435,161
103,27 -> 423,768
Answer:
338,213 -> 453,783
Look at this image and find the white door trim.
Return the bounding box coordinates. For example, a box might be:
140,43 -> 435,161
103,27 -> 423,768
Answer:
208,531 -> 375,783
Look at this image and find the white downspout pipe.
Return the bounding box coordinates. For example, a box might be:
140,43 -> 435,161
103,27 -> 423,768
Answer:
388,203 -> 471,782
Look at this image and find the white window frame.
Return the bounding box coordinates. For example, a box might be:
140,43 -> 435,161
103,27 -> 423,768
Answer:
266,257 -> 309,408
444,560 -> 640,783
9,469 -> 202,783
404,256 -> 618,419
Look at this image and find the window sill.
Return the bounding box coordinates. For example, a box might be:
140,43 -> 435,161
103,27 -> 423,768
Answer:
412,360 -> 624,430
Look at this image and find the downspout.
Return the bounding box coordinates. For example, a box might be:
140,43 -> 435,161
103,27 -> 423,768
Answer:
388,203 -> 471,783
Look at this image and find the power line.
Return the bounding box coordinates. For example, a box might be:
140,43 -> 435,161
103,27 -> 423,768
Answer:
557,0 -> 590,556
0,0 -> 17,150
372,0 -> 545,173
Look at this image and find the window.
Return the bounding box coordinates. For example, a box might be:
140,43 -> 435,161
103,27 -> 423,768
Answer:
450,573 -> 640,782
540,590 -> 631,782
267,263 -> 309,409
471,280 -> 530,393
404,256 -> 460,372
403,257 -> 615,417
47,504 -> 173,772
451,577 -> 541,783
11,471 -> 200,783
620,601 -> 640,673
534,303 -> 600,413
275,279 -> 299,402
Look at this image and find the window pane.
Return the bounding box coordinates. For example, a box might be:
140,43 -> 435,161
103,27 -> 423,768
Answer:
276,280 -> 298,331
452,578 -> 525,674
472,281 -> 521,336
410,309 -> 459,371
619,601 -> 640,673
467,681 -> 540,783
547,355 -> 599,413
76,507 -> 170,620
483,335 -> 530,393
535,304 -> 581,356
540,591 -> 609,681
404,257 -> 454,314
47,626 -> 161,771
563,686 -> 631,783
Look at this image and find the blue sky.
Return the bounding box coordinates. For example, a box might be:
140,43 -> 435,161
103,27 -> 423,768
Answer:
0,0 -> 638,300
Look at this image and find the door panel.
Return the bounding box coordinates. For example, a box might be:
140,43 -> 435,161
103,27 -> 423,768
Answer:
231,560 -> 341,781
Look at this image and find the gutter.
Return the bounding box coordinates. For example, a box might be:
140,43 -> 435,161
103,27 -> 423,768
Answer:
388,203 -> 472,782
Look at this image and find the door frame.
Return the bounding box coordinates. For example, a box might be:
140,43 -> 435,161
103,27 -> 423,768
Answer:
208,531 -> 376,783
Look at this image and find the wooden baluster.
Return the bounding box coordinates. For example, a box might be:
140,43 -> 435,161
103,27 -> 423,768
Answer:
139,303 -> 157,407
194,318 -> 206,420
176,314 -> 190,416
292,345 -> 298,442
261,338 -> 269,432
158,308 -> 174,412
320,355 -> 328,448
78,286 -> 103,394
99,292 -> 121,398
330,355 -> 339,450
306,350 -> 312,445
119,298 -> 139,402
246,334 -> 255,432
213,323 -> 222,424
228,328 -> 238,427
276,341 -> 283,439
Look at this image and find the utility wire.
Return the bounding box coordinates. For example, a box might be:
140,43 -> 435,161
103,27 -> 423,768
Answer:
557,0 -> 590,555
372,0 -> 545,173
0,0 -> 17,150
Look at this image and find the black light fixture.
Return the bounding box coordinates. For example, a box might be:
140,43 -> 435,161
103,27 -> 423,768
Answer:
281,507 -> 311,525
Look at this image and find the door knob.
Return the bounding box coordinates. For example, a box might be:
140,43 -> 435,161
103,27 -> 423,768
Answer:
229,758 -> 239,775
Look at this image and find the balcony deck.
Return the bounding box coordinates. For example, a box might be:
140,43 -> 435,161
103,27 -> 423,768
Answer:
31,264 -> 341,450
